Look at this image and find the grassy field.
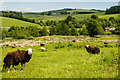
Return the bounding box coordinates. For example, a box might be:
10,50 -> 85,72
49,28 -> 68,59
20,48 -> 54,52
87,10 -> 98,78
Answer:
23,12 -> 105,22
1,12 -> 118,27
99,14 -> 119,20
2,35 -> 119,78
1,17 -> 40,27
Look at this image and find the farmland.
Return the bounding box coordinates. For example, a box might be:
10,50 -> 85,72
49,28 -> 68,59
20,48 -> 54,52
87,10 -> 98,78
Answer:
99,14 -> 119,20
1,35 -> 119,78
23,12 -> 105,21
1,4 -> 120,78
0,17 -> 40,27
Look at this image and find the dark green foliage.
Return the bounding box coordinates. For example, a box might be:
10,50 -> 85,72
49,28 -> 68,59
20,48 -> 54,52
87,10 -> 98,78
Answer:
65,15 -> 73,25
48,11 -> 52,15
2,26 -> 41,39
79,26 -> 88,35
60,11 -> 70,15
75,11 -> 96,14
113,26 -> 120,34
70,24 -> 78,36
41,26 -> 48,36
2,11 -> 36,24
56,22 -> 70,35
105,6 -> 120,14
14,35 -> 27,39
86,18 -> 104,37
109,17 -> 115,21
91,14 -> 98,19
49,26 -> 57,36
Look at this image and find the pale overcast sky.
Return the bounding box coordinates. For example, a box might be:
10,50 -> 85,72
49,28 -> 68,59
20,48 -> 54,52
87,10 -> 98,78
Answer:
0,0 -> 119,12
2,0 -> 120,2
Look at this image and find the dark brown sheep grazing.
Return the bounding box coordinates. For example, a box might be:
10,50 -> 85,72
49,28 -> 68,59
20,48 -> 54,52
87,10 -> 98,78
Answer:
72,40 -> 76,42
85,45 -> 100,54
40,43 -> 45,46
3,48 -> 33,72
104,42 -> 108,44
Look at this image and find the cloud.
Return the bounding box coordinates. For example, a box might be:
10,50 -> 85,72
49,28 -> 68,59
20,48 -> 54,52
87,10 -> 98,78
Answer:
0,0 -> 4,10
3,0 -> 120,2
24,8 -> 33,11
0,0 -> 4,5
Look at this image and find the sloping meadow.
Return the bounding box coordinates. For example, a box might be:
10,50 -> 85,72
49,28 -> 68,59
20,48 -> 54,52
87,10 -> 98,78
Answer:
2,38 -> 119,78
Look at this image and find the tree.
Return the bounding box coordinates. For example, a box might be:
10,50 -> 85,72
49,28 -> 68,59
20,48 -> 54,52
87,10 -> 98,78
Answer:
65,15 -> 73,25
105,6 -> 120,14
41,26 -> 48,36
56,22 -> 70,35
79,25 -> 88,35
49,26 -> 57,35
91,14 -> 98,19
48,11 -> 52,15
70,24 -> 78,36
109,17 -> 115,21
86,18 -> 104,37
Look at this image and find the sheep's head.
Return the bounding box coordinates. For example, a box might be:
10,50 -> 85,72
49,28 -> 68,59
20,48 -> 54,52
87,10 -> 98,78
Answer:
27,48 -> 33,55
85,45 -> 90,48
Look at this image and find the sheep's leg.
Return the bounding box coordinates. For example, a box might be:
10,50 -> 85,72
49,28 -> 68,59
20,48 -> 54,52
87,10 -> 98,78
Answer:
12,65 -> 16,70
20,63 -> 23,70
3,64 -> 6,69
24,63 -> 25,68
7,66 -> 10,73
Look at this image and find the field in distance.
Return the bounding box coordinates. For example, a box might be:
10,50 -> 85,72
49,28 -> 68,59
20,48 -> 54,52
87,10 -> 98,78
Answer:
0,17 -> 40,27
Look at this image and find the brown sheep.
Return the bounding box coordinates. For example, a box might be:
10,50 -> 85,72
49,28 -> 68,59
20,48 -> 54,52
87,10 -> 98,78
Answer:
104,42 -> 108,44
40,43 -> 45,46
3,48 -> 33,72
41,47 -> 47,52
85,45 -> 100,54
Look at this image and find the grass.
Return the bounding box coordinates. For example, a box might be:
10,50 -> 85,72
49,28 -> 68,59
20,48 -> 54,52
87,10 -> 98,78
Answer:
99,14 -> 119,20
23,12 -> 105,22
1,17 -> 40,27
2,39 -> 119,78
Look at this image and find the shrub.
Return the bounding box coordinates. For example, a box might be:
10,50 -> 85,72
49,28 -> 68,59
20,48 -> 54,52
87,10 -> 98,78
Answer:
91,14 -> 98,19
14,35 -> 27,39
104,31 -> 112,35
27,36 -> 34,40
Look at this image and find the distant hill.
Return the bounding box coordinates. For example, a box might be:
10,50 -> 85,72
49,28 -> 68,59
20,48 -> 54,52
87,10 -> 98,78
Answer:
99,14 -> 119,19
23,8 -> 100,15
1,17 -> 40,27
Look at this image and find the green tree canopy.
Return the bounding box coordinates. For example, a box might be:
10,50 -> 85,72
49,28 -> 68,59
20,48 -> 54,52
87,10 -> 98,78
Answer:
86,18 -> 104,37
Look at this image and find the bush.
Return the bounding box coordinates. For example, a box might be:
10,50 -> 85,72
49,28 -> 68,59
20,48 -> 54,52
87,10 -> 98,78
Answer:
27,36 -> 34,40
104,31 -> 112,35
91,14 -> 98,19
14,35 -> 27,39
114,30 -> 120,34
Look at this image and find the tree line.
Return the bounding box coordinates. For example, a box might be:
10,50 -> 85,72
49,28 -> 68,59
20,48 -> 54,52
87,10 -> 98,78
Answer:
2,14 -> 120,39
105,6 -> 120,14
2,11 -> 36,23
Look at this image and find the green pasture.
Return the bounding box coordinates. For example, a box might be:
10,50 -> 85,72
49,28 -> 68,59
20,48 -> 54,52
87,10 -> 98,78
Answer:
1,17 -> 40,27
99,14 -> 119,20
2,41 -> 119,78
23,12 -> 105,21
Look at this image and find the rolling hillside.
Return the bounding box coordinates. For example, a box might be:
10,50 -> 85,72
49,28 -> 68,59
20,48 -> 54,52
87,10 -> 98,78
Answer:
23,12 -> 105,22
0,17 -> 40,27
99,14 -> 119,19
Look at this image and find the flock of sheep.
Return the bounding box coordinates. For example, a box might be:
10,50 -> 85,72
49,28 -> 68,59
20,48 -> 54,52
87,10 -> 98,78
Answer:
3,43 -> 100,72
